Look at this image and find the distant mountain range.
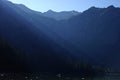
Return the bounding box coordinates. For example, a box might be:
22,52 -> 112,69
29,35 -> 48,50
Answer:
16,4 -> 80,20
42,10 -> 79,20
0,0 -> 120,73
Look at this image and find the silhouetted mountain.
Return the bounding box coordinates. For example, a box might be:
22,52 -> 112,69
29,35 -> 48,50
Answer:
68,5 -> 120,68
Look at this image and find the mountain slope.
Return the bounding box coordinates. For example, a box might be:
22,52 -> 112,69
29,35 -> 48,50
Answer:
68,6 -> 120,67
0,38 -> 26,72
14,2 -> 87,61
1,0 -> 120,73
0,0 -> 77,72
14,2 -> 120,68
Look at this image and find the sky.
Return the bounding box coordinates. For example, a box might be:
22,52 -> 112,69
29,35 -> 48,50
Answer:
8,0 -> 120,12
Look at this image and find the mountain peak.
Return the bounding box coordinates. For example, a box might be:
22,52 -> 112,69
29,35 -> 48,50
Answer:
17,4 -> 27,7
88,6 -> 101,11
107,5 -> 116,10
90,6 -> 97,9
107,5 -> 115,9
47,9 -> 55,13
83,6 -> 101,14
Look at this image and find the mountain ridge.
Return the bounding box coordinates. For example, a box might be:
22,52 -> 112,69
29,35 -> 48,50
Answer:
13,2 -> 80,20
1,0 -> 120,72
10,0 -> 120,68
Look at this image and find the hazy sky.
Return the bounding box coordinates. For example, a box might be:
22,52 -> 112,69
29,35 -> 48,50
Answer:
8,0 -> 120,12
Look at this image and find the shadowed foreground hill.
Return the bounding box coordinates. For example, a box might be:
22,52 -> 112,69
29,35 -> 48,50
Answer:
0,38 -> 26,72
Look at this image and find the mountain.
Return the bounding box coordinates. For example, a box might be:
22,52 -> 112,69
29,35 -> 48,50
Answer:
0,0 -> 79,73
67,5 -> 120,67
15,4 -> 80,20
42,10 -> 80,20
15,2 -> 86,61
23,3 -> 120,67
33,4 -> 120,68
14,2 -> 120,68
0,1 -> 101,76
1,0 -> 120,75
